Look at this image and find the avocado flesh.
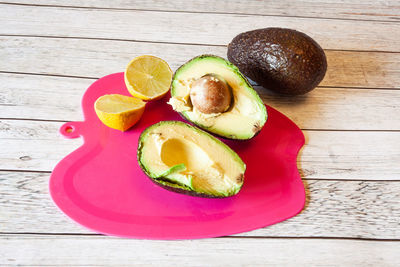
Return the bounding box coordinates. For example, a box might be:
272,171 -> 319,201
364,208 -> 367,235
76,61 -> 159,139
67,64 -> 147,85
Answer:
169,55 -> 267,140
138,121 -> 246,197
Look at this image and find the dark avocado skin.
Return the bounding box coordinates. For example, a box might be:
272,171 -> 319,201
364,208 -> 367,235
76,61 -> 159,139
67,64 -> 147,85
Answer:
227,28 -> 327,95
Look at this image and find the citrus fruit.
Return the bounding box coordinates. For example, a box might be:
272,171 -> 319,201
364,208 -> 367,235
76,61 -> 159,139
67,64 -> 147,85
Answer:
94,94 -> 146,131
124,55 -> 173,101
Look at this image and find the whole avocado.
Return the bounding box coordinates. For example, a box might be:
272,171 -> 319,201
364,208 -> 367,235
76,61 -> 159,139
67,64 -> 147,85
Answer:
227,28 -> 327,95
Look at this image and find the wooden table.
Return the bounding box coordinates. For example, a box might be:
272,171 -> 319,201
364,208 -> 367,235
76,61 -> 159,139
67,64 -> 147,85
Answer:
1,1 -> 400,265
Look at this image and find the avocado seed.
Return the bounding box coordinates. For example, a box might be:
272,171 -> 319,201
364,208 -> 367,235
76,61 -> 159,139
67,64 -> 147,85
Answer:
189,74 -> 232,114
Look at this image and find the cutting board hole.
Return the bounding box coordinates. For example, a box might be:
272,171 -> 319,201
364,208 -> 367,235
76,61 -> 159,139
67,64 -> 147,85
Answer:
65,126 -> 74,133
59,122 -> 83,139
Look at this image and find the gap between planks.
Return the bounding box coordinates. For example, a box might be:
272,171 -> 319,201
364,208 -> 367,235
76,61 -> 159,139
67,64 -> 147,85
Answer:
2,118 -> 400,132
1,233 -> 400,242
2,169 -> 400,182
0,34 -> 227,48
1,33 -> 400,54
1,70 -> 400,91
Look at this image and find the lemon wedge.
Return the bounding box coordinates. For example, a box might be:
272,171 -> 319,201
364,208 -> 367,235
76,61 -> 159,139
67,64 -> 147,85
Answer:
94,94 -> 146,131
124,55 -> 173,101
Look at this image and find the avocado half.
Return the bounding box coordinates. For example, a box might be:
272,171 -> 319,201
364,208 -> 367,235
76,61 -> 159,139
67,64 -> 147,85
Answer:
137,121 -> 246,198
169,55 -> 267,140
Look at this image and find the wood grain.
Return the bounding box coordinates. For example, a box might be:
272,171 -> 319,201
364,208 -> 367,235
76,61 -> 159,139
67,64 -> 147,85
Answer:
3,0 -> 400,22
1,72 -> 400,131
0,73 -> 88,121
321,50 -> 400,88
259,86 -> 400,131
1,4 -> 400,51
1,171 -> 400,239
1,1 -> 399,264
1,234 -> 400,266
1,119 -> 400,180
2,37 -> 400,89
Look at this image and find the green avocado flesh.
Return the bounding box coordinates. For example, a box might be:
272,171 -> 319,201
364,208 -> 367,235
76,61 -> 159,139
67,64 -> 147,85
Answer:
137,121 -> 246,197
169,55 -> 267,140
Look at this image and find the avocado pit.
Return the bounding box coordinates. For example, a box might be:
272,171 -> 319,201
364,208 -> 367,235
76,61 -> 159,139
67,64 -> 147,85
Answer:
190,74 -> 232,114
169,55 -> 267,140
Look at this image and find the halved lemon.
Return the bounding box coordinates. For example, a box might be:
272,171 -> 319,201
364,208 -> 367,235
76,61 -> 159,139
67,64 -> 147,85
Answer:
124,55 -> 173,101
94,94 -> 146,131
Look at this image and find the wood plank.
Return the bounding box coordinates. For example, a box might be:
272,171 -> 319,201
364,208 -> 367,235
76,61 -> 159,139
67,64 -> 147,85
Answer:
1,120 -> 399,180
1,234 -> 399,266
1,171 -> 400,239
0,73 -> 88,121
260,87 -> 400,131
0,36 -> 220,80
321,50 -> 400,88
3,0 -> 400,22
1,72 -> 400,131
2,37 -> 400,89
1,4 -> 400,51
0,120 -> 81,172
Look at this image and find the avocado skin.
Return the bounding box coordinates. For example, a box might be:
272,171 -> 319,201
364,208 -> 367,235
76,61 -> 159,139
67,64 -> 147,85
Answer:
227,28 -> 327,95
149,179 -> 229,198
137,120 -> 245,198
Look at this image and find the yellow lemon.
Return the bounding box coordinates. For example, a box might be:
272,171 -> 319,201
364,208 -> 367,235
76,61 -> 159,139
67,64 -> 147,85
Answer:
124,55 -> 173,101
94,94 -> 146,131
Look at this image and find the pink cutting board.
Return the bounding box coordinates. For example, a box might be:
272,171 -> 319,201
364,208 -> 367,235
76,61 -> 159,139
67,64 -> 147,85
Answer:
50,72 -> 306,239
